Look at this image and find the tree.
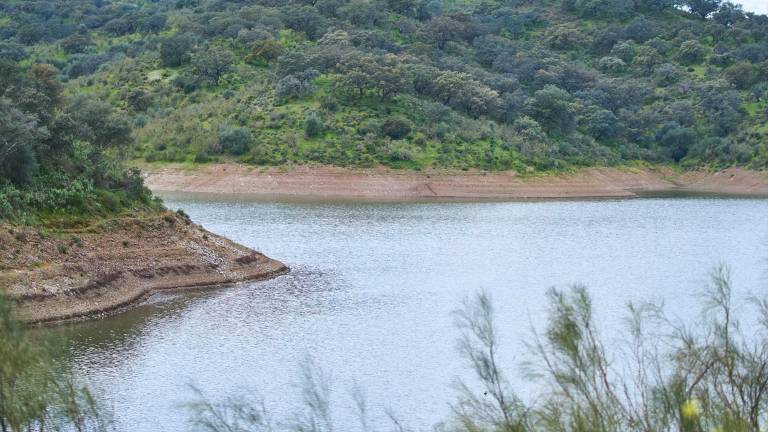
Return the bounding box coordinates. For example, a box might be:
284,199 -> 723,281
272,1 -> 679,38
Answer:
700,88 -> 744,136
598,56 -> 627,74
338,0 -> 384,27
677,40 -> 706,64
218,125 -> 253,155
160,34 -> 194,67
580,105 -> 622,140
653,63 -> 682,86
282,6 -> 327,40
421,16 -> 468,49
191,45 -> 234,86
724,62 -> 757,90
388,0 -> 417,14
60,33 -> 93,54
125,89 -> 151,112
246,39 -> 283,65
381,118 -> 412,139
567,0 -> 633,18
712,1 -> 745,26
633,0 -> 676,11
525,85 -> 575,135
684,0 -> 721,19
103,18 -> 136,36
545,24 -> 586,51
67,96 -> 132,148
304,113 -> 323,138
0,98 -> 47,186
16,23 -> 49,45
275,70 -> 318,101
0,42 -> 28,62
656,122 -> 696,161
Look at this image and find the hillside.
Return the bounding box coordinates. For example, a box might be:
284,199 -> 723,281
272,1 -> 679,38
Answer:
0,4 -> 290,323
1,0 -> 767,174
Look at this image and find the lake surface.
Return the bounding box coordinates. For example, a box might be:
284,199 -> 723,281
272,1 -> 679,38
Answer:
50,196 -> 768,431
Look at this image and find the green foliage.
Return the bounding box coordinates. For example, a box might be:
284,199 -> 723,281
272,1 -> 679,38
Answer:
1,0 -> 766,172
303,112 -> 323,138
192,45 -> 235,86
0,98 -> 46,186
685,0 -> 722,19
381,118 -> 412,139
0,296 -> 107,431
160,33 -> 195,67
246,39 -> 284,65
217,125 -> 253,156
525,86 -> 575,136
0,59 -> 156,224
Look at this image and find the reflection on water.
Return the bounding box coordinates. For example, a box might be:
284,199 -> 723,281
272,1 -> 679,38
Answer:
47,196 -> 768,431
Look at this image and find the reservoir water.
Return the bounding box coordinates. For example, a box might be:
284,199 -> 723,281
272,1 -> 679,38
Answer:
50,196 -> 768,431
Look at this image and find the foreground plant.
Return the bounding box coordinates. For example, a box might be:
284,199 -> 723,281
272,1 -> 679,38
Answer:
454,264 -> 768,432
0,296 -> 107,432
188,264 -> 768,432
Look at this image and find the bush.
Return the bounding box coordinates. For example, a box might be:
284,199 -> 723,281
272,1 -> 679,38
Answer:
678,40 -> 706,65
381,118 -> 412,139
304,113 -> 323,138
218,125 -> 253,155
597,56 -> 627,74
160,34 -> 194,67
246,39 -> 283,65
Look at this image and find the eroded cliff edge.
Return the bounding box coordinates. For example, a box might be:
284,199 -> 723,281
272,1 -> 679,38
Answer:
0,211 -> 288,324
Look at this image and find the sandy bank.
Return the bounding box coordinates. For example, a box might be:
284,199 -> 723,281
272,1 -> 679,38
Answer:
0,212 -> 288,324
142,164 -> 768,200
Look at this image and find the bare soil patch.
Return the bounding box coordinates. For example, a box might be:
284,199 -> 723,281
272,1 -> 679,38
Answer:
142,165 -> 768,200
0,212 -> 287,324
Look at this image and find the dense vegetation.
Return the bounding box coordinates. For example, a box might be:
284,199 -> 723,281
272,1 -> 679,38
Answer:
2,0 -> 768,173
0,60 -> 157,224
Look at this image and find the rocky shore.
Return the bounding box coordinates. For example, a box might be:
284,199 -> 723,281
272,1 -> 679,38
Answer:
0,211 -> 288,324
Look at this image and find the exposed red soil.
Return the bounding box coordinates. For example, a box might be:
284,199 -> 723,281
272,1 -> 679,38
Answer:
142,164 -> 768,200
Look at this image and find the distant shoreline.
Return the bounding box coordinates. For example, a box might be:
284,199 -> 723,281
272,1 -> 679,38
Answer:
142,164 -> 768,201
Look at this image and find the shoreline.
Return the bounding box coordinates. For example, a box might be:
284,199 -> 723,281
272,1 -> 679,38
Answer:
1,212 -> 288,325
142,164 -> 768,200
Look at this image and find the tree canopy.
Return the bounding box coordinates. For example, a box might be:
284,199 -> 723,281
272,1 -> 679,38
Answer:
1,0 -> 767,172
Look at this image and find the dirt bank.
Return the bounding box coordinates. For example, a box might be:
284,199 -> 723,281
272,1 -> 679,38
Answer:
0,212 -> 287,324
142,164 -> 768,200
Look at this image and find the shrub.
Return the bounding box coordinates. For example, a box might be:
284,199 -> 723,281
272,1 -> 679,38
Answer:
218,125 -> 253,155
598,56 -> 627,74
381,118 -> 412,139
304,113 -> 323,138
678,40 -> 706,65
246,39 -> 283,65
